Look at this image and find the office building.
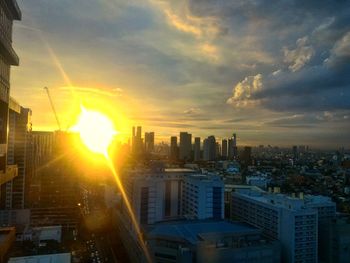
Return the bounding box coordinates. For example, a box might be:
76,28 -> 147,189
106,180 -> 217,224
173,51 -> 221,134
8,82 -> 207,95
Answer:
203,136 -> 216,161
221,139 -> 227,158
132,126 -> 143,155
147,220 -> 281,263
121,168 -> 196,225
320,217 -> 350,263
0,0 -> 21,185
182,174 -> 224,219
227,133 -> 238,160
179,132 -> 192,161
194,137 -> 200,161
169,136 -> 178,161
32,131 -> 54,167
241,146 -> 252,165
1,99 -> 33,209
30,132 -> 79,229
231,189 -> 336,263
144,132 -> 154,153
293,145 -> 299,160
216,142 -> 221,158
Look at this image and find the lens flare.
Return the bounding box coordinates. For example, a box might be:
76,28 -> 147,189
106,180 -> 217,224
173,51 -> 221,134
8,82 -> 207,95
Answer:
72,107 -> 117,155
72,107 -> 151,261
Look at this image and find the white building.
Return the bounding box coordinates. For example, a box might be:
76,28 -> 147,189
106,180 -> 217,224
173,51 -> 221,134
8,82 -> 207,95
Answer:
123,168 -> 195,225
232,190 -> 319,263
232,189 -> 336,263
147,220 -> 281,263
182,174 -> 224,219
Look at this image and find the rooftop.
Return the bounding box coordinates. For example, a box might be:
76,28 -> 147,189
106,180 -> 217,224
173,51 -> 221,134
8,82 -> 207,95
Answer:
233,189 -> 335,211
8,253 -> 71,263
147,220 -> 259,245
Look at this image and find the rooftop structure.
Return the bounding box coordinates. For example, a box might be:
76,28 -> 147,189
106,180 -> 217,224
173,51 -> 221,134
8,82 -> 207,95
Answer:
147,220 -> 281,263
8,253 -> 71,263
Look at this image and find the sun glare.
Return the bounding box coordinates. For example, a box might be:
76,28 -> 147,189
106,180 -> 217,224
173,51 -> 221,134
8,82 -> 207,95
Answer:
73,107 -> 117,155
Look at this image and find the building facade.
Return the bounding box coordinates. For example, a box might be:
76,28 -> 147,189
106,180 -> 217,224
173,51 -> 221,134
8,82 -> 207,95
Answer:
147,220 -> 281,263
193,137 -> 200,162
182,174 -> 224,220
144,132 -> 154,153
179,132 -> 192,161
0,0 -> 21,185
1,99 -> 32,209
231,189 -> 335,263
203,136 -> 216,161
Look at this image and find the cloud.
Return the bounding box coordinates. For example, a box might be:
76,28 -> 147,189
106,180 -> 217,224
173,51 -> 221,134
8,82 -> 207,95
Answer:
283,37 -> 315,72
183,107 -> 201,115
226,74 -> 262,107
326,31 -> 350,67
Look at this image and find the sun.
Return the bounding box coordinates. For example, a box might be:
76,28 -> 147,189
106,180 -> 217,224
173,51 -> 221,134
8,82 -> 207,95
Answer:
72,107 -> 117,155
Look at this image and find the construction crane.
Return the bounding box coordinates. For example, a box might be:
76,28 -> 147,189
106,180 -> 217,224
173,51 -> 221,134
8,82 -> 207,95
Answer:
44,86 -> 61,131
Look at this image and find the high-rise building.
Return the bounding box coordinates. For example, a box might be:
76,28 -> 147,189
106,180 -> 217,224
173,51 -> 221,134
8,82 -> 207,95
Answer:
293,145 -> 299,160
0,0 -> 21,185
132,126 -> 143,155
241,146 -> 252,165
144,132 -> 154,153
193,137 -> 200,161
1,100 -> 33,209
182,174 -> 224,219
122,169 -> 186,225
203,136 -> 216,161
169,136 -> 178,161
30,132 -> 80,229
179,132 -> 192,161
228,133 -> 238,159
216,142 -> 221,158
232,189 -> 336,263
222,139 -> 228,158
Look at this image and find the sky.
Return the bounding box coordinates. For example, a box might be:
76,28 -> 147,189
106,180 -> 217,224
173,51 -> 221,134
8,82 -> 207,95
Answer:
11,0 -> 350,148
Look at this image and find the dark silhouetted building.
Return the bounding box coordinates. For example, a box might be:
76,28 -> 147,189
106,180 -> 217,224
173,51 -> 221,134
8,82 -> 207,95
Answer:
222,139 -> 228,158
1,99 -> 33,209
0,0 -> 21,185
169,136 -> 178,161
179,132 -> 192,161
194,137 -> 200,161
144,132 -> 154,153
203,136 -> 216,161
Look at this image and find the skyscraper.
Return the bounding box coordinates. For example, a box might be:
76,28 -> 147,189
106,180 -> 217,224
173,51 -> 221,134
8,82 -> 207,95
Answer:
144,132 -> 154,153
293,145 -> 298,160
169,136 -> 178,161
132,126 -> 143,155
228,133 -> 238,159
179,132 -> 192,161
241,146 -> 252,166
194,137 -> 201,161
221,139 -> 228,158
203,136 -> 216,161
2,102 -> 33,209
0,0 -> 21,185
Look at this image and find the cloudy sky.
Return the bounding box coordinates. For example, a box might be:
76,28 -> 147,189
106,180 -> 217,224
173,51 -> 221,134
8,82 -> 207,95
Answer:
11,0 -> 350,148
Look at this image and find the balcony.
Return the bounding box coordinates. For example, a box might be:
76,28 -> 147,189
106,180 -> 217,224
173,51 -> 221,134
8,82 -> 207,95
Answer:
0,164 -> 18,185
0,34 -> 19,66
5,0 -> 22,20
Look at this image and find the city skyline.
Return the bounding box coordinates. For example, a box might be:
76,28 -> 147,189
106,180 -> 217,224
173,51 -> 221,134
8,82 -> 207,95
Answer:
11,0 -> 350,148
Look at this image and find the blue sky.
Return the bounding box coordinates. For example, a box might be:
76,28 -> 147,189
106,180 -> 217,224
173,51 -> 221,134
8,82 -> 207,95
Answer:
11,0 -> 350,148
